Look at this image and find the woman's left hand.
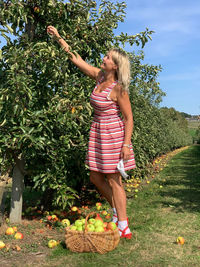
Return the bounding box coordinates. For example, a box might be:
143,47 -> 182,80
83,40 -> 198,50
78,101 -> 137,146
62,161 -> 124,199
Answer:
121,147 -> 131,161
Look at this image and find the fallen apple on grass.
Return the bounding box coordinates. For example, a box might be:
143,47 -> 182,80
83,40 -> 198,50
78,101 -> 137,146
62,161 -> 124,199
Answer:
5,227 -> 15,235
101,210 -> 108,216
14,232 -> 24,240
176,236 -> 184,245
0,240 -> 6,249
12,227 -> 17,232
48,239 -> 59,248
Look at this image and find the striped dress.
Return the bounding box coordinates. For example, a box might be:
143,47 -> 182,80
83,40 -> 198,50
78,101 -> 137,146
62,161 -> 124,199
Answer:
86,79 -> 136,173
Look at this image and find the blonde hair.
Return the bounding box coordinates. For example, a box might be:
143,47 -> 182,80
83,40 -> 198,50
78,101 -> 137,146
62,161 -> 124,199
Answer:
109,48 -> 130,93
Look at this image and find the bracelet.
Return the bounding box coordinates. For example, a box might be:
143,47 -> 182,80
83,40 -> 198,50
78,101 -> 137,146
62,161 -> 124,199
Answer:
123,144 -> 130,148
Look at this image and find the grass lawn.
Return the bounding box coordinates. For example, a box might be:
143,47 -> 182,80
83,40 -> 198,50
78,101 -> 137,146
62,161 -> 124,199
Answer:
0,145 -> 200,266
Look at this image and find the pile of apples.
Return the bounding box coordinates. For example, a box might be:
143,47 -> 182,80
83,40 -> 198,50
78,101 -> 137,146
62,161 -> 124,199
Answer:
67,213 -> 117,233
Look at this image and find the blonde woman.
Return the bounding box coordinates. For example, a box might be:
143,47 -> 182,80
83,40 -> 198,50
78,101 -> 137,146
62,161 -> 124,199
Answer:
47,25 -> 136,239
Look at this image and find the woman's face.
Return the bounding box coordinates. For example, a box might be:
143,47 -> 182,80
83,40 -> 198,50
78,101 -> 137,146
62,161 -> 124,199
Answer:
101,52 -> 117,72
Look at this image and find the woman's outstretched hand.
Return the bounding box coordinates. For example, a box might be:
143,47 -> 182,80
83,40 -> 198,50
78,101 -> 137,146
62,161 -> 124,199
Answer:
47,25 -> 60,38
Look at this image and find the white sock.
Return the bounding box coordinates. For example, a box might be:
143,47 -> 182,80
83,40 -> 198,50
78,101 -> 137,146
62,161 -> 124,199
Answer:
112,208 -> 118,223
118,220 -> 131,236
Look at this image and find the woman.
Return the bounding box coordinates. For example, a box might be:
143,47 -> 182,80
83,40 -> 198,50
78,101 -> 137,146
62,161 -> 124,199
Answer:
47,25 -> 136,239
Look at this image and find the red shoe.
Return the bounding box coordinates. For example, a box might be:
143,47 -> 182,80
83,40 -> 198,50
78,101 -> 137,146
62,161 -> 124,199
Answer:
119,226 -> 132,239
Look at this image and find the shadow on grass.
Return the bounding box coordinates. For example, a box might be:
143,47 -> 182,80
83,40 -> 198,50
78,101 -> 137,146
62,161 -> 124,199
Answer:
156,145 -> 200,213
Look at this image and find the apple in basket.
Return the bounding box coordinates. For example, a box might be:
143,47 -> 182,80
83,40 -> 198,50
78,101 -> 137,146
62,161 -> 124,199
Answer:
76,225 -> 83,231
95,225 -> 105,232
70,225 -> 77,231
94,220 -> 103,228
107,222 -> 117,231
86,224 -> 95,232
88,218 -> 96,225
75,219 -> 83,228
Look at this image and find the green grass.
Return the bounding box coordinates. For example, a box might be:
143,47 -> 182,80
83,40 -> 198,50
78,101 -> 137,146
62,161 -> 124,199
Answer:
44,145 -> 200,267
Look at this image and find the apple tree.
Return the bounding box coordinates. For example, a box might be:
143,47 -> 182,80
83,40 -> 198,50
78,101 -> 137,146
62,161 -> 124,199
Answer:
0,0 -> 154,222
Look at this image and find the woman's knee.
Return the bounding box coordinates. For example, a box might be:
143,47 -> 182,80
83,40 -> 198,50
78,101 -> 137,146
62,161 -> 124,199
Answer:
107,173 -> 122,188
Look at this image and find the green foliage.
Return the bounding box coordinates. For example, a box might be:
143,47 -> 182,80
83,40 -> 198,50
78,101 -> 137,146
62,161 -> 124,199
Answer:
127,53 -> 192,177
0,0 -> 154,209
0,0 -> 192,209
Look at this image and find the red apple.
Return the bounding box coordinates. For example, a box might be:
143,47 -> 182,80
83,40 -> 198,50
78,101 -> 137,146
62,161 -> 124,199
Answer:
176,236 -> 184,245
101,210 -> 108,216
95,214 -> 103,222
47,215 -> 52,220
12,226 -> 17,232
107,222 -> 117,231
14,232 -> 24,239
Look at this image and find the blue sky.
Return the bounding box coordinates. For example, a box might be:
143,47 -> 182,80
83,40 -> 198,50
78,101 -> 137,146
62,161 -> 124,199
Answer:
0,0 -> 200,115
114,0 -> 200,115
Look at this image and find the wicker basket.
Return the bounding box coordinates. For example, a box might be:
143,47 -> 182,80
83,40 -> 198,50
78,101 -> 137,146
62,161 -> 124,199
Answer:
65,212 -> 120,254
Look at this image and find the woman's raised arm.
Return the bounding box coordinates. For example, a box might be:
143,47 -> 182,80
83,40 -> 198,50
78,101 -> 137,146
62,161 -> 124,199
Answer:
47,26 -> 101,80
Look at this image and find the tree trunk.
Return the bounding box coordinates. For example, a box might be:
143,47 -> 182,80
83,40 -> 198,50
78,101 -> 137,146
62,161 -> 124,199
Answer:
9,155 -> 25,223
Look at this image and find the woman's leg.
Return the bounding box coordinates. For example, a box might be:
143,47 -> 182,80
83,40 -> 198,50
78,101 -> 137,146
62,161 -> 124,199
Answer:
90,171 -> 114,208
106,172 -> 127,221
107,172 -> 132,238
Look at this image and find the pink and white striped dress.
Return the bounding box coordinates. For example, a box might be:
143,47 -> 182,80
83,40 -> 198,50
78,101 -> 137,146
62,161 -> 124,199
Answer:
86,79 -> 136,173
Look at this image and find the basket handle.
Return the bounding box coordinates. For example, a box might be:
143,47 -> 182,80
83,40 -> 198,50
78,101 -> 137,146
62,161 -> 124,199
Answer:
84,211 -> 99,233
